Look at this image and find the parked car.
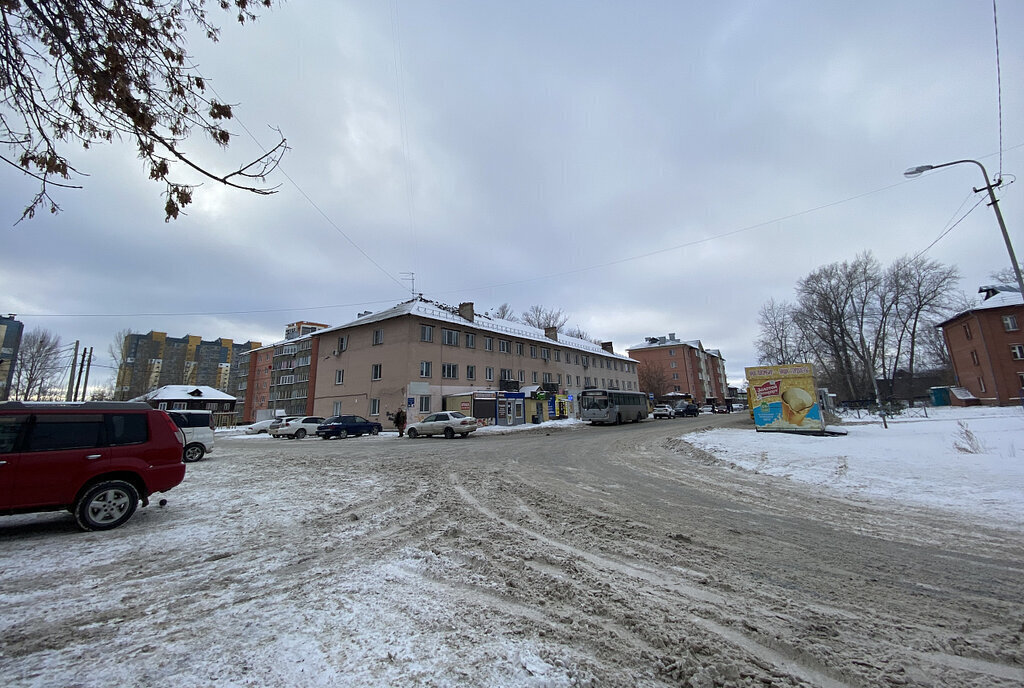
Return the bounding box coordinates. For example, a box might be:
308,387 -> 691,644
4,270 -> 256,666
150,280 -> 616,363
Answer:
677,403 -> 700,417
269,416 -> 325,439
244,419 -> 275,435
0,401 -> 187,530
652,405 -> 675,419
406,411 -> 479,439
316,415 -> 382,439
167,409 -> 215,462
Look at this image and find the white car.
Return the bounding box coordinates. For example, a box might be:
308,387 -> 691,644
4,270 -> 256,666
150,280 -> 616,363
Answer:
652,405 -> 675,419
244,419 -> 275,435
168,410 -> 215,462
269,416 -> 325,439
406,411 -> 478,439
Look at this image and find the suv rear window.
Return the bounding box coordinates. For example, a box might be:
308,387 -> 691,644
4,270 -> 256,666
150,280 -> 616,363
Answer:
169,412 -> 212,429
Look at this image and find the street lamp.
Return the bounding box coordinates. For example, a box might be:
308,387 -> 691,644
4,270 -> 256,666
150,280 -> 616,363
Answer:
904,159 -> 1024,297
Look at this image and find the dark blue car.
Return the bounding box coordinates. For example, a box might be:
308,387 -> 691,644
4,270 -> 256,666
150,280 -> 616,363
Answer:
316,415 -> 382,439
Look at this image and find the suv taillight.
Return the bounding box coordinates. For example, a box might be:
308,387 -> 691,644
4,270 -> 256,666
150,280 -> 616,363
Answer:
159,412 -> 184,446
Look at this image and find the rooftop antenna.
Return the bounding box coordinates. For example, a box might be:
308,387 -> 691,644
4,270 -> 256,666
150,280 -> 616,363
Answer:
399,272 -> 415,296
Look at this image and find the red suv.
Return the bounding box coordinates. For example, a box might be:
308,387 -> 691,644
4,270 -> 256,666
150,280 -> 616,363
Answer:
0,401 -> 187,531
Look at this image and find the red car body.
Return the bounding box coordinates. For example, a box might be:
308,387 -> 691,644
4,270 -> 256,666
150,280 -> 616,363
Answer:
0,401 -> 186,530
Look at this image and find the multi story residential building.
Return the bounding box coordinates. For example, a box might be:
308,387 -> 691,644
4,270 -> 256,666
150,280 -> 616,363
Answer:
309,298 -> 639,423
234,322 -> 329,421
115,331 -> 260,401
626,333 -> 728,403
0,314 -> 24,401
938,287 -> 1024,406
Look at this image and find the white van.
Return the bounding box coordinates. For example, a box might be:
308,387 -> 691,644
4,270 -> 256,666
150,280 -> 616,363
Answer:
168,410 -> 215,462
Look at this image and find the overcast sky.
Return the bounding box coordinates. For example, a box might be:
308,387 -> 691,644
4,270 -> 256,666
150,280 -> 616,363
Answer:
2,0 -> 1022,387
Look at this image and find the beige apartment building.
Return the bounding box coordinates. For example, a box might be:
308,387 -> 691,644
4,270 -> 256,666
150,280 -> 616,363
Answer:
309,297 -> 640,423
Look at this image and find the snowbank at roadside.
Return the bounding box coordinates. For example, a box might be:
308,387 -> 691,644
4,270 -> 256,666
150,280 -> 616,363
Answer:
686,406 -> 1024,528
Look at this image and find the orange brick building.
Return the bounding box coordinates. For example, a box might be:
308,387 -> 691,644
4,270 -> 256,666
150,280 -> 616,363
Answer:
938,288 -> 1024,406
626,333 -> 728,404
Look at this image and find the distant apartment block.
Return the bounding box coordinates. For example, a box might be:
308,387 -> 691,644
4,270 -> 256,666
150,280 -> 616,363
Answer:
627,333 -> 728,403
116,331 -> 261,401
0,314 -> 24,401
232,321 -> 328,421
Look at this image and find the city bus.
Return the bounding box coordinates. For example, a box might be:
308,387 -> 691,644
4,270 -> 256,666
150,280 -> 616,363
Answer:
579,388 -> 649,425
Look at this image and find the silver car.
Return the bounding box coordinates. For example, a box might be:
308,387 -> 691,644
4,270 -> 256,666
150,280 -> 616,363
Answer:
406,411 -> 478,439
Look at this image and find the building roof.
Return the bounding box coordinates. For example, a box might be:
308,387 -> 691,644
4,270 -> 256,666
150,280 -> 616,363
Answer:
937,286 -> 1023,327
132,385 -> 236,402
312,297 -> 634,360
627,335 -> 724,361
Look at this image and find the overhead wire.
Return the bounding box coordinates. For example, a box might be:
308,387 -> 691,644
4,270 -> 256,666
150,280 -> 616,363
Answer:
911,192 -> 987,261
992,0 -> 1004,178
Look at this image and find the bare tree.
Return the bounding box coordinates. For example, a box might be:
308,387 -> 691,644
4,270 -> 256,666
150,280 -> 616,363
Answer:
491,303 -> 515,320
107,327 -> 136,393
562,325 -> 602,345
520,305 -> 569,331
1,0 -> 286,222
637,360 -> 671,398
12,327 -> 66,399
755,299 -> 810,364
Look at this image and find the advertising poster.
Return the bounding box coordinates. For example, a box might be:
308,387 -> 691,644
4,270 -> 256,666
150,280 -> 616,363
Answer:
744,364 -> 824,433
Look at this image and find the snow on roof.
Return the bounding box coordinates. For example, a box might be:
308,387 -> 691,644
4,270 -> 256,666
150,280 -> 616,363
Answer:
314,297 -> 633,360
938,286 -> 1023,326
134,385 -> 236,401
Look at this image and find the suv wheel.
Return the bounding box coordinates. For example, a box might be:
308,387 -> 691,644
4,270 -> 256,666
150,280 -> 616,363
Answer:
75,480 -> 139,531
183,443 -> 205,462
294,429 -> 307,439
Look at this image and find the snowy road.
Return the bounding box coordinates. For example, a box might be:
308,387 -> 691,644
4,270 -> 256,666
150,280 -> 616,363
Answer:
2,415 -> 1023,687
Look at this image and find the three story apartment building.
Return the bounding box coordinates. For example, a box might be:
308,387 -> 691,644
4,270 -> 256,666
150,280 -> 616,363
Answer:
236,298 -> 640,423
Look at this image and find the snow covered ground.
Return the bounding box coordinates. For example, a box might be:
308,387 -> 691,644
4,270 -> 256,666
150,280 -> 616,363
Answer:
686,405 -> 1024,529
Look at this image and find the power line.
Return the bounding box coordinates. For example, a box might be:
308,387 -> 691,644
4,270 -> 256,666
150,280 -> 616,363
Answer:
992,0 -> 1004,178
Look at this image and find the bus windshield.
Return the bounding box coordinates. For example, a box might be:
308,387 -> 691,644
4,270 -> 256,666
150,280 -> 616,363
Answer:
580,395 -> 608,410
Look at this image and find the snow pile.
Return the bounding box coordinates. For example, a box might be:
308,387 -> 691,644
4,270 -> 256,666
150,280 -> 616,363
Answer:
686,406 -> 1024,527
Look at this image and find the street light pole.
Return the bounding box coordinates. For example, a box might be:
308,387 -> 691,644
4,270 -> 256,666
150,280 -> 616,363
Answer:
904,159 -> 1024,298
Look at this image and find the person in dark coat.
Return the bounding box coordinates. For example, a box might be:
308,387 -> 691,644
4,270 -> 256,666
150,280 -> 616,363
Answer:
394,407 -> 407,437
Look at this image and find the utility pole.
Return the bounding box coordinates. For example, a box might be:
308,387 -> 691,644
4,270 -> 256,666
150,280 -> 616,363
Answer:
81,347 -> 93,400
73,348 -> 87,401
65,340 -> 79,401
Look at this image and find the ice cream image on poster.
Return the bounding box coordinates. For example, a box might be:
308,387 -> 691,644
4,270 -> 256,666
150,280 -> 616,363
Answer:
781,387 -> 815,425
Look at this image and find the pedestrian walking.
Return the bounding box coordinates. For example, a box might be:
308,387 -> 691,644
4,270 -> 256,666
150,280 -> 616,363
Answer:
394,407 -> 407,437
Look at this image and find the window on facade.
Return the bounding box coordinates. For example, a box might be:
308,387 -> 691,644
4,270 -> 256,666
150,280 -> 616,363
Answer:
370,398 -> 380,416
978,377 -> 986,393
465,333 -> 476,348
554,350 -> 561,362
420,325 -> 434,342
371,364 -> 382,380
1018,372 -> 1024,388
584,376 -> 591,386
540,347 -> 550,360
963,323 -> 972,340
500,339 -> 511,353
373,328 -> 384,345
500,368 -> 513,380
672,373 -> 679,380
516,342 -> 525,356
419,396 -> 431,413
442,329 -> 459,346
466,365 -> 476,380
669,348 -> 675,356
335,369 -> 344,385
532,371 -> 538,383
530,345 -> 537,358
279,374 -> 295,384
420,361 -> 432,377
670,361 -> 677,369
971,350 -> 980,365
337,336 -> 347,353
442,363 -> 458,379
518,370 -> 525,382
333,401 -> 342,415
542,372 -> 551,383
486,367 -> 494,381
1011,344 -> 1024,360
484,337 -> 493,351
576,375 -> 581,386
575,354 -> 580,365
1004,315 -> 1020,332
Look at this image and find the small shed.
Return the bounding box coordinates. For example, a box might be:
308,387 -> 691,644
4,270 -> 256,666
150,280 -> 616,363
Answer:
132,385 -> 237,426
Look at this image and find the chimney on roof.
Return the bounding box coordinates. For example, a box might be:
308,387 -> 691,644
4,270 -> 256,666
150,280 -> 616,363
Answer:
669,333 -> 676,340
601,341 -> 614,353
544,326 -> 558,341
458,302 -> 475,322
